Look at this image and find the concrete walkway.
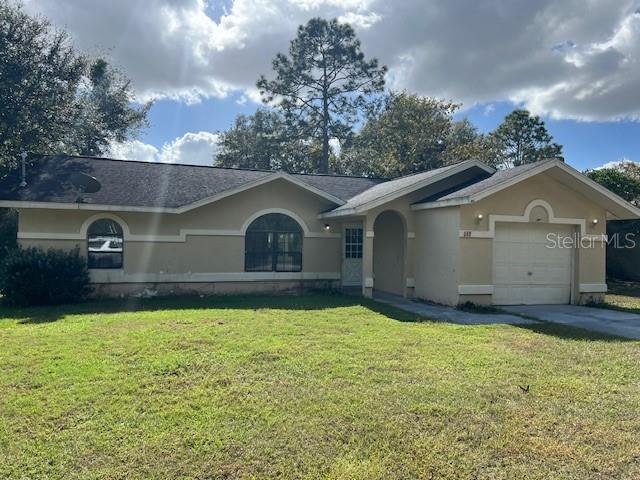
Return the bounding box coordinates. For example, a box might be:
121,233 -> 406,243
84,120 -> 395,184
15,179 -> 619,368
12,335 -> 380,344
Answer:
503,305 -> 640,339
373,292 -> 536,326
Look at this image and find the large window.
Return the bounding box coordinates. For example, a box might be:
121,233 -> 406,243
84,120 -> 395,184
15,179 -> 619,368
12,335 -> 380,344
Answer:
245,213 -> 303,272
87,219 -> 124,269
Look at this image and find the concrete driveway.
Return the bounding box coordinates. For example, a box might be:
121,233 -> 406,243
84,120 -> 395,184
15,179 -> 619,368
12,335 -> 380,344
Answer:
373,292 -> 536,326
502,305 -> 640,339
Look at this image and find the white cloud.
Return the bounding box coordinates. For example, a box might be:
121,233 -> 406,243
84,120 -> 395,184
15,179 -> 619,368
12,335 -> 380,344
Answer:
483,104 -> 496,116
107,140 -> 160,163
107,132 -> 220,166
22,0 -> 640,121
160,132 -> 221,165
596,158 -> 639,170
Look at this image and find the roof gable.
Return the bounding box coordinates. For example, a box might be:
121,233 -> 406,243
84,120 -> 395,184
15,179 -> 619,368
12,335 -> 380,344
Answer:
413,159 -> 640,220
320,160 -> 495,218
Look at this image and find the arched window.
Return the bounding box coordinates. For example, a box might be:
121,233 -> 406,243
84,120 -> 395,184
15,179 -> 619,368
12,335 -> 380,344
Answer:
245,213 -> 303,272
87,219 -> 124,269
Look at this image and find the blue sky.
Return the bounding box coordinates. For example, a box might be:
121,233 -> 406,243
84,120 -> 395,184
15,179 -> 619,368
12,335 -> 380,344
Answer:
140,96 -> 640,171
24,0 -> 640,170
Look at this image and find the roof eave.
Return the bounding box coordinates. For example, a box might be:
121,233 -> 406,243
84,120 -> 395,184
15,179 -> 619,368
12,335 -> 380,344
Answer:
0,200 -> 177,213
320,160 -> 494,218
411,197 -> 471,211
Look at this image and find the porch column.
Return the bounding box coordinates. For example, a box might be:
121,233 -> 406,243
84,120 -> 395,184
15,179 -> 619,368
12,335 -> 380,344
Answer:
404,230 -> 416,299
362,213 -> 375,298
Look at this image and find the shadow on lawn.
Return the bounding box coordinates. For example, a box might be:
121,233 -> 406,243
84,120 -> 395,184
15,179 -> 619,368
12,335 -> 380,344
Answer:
0,293 -> 422,325
1,293 -> 633,342
513,321 -> 636,342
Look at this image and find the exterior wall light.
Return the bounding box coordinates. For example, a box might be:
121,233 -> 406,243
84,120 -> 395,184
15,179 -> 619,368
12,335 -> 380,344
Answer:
324,224 -> 331,231
592,218 -> 599,226
475,213 -> 484,224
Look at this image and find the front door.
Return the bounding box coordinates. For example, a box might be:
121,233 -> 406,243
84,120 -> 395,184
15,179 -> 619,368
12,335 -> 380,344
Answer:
342,223 -> 363,287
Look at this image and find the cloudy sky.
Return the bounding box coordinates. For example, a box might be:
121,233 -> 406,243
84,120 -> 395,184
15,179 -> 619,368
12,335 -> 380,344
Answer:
22,0 -> 640,170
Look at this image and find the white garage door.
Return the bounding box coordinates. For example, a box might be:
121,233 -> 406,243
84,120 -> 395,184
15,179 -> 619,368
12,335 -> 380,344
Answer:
493,223 -> 573,305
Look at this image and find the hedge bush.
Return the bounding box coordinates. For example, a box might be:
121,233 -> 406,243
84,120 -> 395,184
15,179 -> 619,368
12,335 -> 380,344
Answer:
0,247 -> 91,306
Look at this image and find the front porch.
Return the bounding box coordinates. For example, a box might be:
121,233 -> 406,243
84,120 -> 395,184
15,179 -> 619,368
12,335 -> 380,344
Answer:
333,207 -> 416,299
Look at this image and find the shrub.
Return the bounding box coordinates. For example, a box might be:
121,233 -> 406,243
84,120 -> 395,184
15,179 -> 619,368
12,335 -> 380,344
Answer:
0,208 -> 18,265
0,247 -> 91,306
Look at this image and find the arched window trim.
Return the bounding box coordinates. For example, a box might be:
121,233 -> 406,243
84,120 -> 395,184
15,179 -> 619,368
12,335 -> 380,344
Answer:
80,213 -> 130,239
86,217 -> 125,270
245,213 -> 303,273
240,208 -> 311,236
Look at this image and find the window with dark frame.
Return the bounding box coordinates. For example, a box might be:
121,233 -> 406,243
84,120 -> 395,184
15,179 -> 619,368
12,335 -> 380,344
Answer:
245,213 -> 303,272
344,227 -> 363,259
87,219 -> 124,269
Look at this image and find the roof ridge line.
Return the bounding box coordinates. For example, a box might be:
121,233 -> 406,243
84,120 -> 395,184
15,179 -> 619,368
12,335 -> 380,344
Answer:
32,154 -> 386,180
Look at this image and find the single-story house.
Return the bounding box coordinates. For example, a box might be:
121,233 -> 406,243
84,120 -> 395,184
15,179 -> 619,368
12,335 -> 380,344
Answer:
1,155 -> 638,305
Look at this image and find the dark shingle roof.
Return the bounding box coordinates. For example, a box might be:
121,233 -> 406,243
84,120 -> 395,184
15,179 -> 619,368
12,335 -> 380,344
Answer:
326,160 -> 496,215
0,155 -> 382,209
419,161 -> 551,203
329,162 -> 464,214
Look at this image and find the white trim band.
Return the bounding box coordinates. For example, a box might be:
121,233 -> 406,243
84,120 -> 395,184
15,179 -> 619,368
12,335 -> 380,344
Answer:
90,271 -> 341,284
18,230 -> 341,242
579,283 -> 608,293
458,284 -> 494,295
458,199 -> 588,239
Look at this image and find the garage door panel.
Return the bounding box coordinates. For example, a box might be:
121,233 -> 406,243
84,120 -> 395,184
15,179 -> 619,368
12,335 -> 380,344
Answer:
528,286 -> 571,305
493,223 -> 573,305
493,285 -> 528,305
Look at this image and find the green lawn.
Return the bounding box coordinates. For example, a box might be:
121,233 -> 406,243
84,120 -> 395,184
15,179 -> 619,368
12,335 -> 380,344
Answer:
605,281 -> 640,313
1,295 -> 639,479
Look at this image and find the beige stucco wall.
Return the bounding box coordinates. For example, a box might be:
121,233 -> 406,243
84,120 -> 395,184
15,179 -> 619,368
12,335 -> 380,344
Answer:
18,179 -> 342,290
414,206 -> 460,305
459,173 -> 607,233
361,180 -> 466,297
458,172 -> 608,304
17,169 -> 612,304
19,179 -> 339,236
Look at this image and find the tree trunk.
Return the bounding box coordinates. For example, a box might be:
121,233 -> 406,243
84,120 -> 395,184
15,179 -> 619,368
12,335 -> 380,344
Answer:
320,60 -> 330,174
320,129 -> 329,174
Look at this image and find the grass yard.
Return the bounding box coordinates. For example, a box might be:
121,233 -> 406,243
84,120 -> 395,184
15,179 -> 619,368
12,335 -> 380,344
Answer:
1,294 -> 639,479
605,281 -> 640,313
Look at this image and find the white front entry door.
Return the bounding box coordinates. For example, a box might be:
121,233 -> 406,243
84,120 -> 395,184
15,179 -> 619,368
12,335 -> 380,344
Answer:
342,223 -> 363,287
493,223 -> 574,305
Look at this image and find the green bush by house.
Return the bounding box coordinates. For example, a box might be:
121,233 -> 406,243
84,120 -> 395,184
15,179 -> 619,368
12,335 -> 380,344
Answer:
0,247 -> 91,306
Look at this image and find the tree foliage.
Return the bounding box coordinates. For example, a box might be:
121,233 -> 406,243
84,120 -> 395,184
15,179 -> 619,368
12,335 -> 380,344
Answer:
586,163 -> 640,282
216,109 -> 317,172
336,92 -> 493,177
489,109 -> 562,168
616,160 -> 640,182
0,1 -> 149,171
68,59 -> 150,156
585,167 -> 640,204
257,18 -> 386,174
